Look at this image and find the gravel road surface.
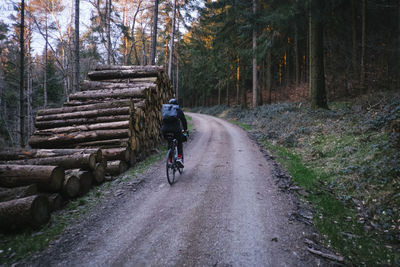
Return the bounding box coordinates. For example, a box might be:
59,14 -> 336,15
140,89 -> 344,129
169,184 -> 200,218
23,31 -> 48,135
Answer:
25,113 -> 324,266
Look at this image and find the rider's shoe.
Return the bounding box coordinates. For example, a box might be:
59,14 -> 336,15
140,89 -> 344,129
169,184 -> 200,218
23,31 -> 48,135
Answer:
176,156 -> 184,168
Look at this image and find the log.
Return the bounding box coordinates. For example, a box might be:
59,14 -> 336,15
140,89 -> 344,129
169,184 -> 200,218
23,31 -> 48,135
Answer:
35,115 -> 131,130
0,195 -> 50,230
75,138 -> 130,149
105,160 -> 128,176
128,150 -> 136,166
61,174 -> 80,198
0,184 -> 38,202
35,121 -> 129,135
37,99 -> 134,116
29,129 -> 129,149
102,148 -> 130,162
81,80 -> 156,91
35,107 -> 130,122
0,148 -> 101,161
93,163 -> 105,184
0,165 -> 64,192
66,170 -> 93,197
93,65 -> 163,72
1,153 -> 97,171
47,193 -> 64,211
69,87 -> 155,101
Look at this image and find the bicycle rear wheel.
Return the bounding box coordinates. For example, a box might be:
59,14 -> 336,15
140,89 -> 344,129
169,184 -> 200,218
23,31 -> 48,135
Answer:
166,149 -> 175,185
178,152 -> 184,174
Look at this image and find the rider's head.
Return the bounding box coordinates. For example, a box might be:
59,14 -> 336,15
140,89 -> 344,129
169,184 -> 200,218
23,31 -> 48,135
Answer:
169,98 -> 178,105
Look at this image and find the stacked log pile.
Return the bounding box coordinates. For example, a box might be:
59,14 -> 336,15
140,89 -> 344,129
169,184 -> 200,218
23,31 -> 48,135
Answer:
0,65 -> 173,230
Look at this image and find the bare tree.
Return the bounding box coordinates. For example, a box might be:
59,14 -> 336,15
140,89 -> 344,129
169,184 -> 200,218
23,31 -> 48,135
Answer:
73,0 -> 79,93
168,0 -> 177,79
150,0 -> 159,65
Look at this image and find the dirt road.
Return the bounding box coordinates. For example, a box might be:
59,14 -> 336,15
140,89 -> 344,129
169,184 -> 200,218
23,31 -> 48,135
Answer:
25,113 -> 322,266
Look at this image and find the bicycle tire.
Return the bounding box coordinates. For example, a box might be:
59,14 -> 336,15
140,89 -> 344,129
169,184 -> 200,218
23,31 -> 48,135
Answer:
178,152 -> 184,174
166,149 -> 175,185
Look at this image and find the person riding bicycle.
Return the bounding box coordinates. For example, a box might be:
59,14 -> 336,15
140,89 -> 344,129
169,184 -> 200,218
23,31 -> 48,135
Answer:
161,98 -> 188,168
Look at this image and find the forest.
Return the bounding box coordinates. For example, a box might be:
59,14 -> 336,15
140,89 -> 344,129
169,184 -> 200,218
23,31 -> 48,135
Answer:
0,0 -> 399,147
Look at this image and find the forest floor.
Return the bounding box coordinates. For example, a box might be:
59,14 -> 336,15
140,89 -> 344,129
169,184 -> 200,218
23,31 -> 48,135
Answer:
190,90 -> 400,266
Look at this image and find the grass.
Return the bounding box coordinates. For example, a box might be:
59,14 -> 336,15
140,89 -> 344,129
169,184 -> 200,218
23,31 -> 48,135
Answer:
0,148 -> 167,266
263,140 -> 397,266
228,119 -> 252,131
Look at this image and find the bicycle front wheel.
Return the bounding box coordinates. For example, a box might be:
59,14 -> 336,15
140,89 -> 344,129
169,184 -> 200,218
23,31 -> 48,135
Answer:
166,149 -> 175,185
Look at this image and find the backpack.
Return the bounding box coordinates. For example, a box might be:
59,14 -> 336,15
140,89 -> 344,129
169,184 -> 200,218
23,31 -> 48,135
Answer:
162,104 -> 179,123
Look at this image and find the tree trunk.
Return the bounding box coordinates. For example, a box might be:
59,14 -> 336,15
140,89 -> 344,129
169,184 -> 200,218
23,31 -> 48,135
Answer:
29,129 -> 129,149
69,88 -> 153,101
88,68 -> 162,81
73,0 -> 80,93
236,56 -> 240,105
35,115 -> 130,130
266,49 -> 272,104
102,148 -> 130,162
61,173 -> 80,198
106,0 -> 112,65
360,0 -> 366,90
0,148 -> 102,162
75,138 -> 130,149
1,153 -> 97,171
0,195 -> 50,230
351,0 -> 358,80
398,1 -> 400,90
106,160 -> 128,176
81,79 -> 157,90
168,0 -> 177,79
65,170 -> 93,197
20,0 -> 26,148
37,99 -> 133,116
47,193 -> 63,211
0,165 -> 64,192
93,162 -> 105,184
309,0 -> 328,109
150,0 -> 159,65
35,121 -> 129,135
44,14 -> 48,108
294,24 -> 300,86
35,107 -> 130,121
0,184 -> 38,203
252,0 -> 257,108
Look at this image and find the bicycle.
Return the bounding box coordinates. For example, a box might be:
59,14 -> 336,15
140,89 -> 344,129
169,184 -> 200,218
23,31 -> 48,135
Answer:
165,131 -> 188,185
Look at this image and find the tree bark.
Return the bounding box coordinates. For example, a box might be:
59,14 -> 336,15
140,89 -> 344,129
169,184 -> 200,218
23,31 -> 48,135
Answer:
0,184 -> 38,203
309,0 -> 328,109
360,0 -> 366,90
106,160 -> 128,176
35,115 -> 130,130
150,0 -> 159,65
47,193 -> 63,211
37,99 -> 133,116
69,88 -> 153,101
61,173 -> 80,198
81,80 -> 156,91
252,0 -> 257,108
0,165 -> 64,192
266,49 -> 272,104
1,153 -> 97,171
75,138 -> 130,149
20,0 -> 26,147
88,68 -> 162,81
73,0 -> 80,93
29,129 -> 129,149
351,0 -> 358,79
65,169 -> 92,197
168,0 -> 177,79
35,121 -> 129,135
102,148 -> 130,162
35,107 -> 130,121
93,162 -> 105,184
0,195 -> 50,230
0,148 -> 101,162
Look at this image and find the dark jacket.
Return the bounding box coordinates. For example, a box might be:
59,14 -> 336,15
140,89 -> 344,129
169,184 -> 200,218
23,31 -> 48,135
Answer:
161,106 -> 187,133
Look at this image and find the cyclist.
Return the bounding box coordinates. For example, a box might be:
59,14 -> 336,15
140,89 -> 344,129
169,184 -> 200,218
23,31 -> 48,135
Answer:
161,98 -> 188,168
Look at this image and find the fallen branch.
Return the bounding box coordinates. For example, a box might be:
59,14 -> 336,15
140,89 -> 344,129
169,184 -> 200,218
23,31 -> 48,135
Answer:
307,247 -> 344,262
